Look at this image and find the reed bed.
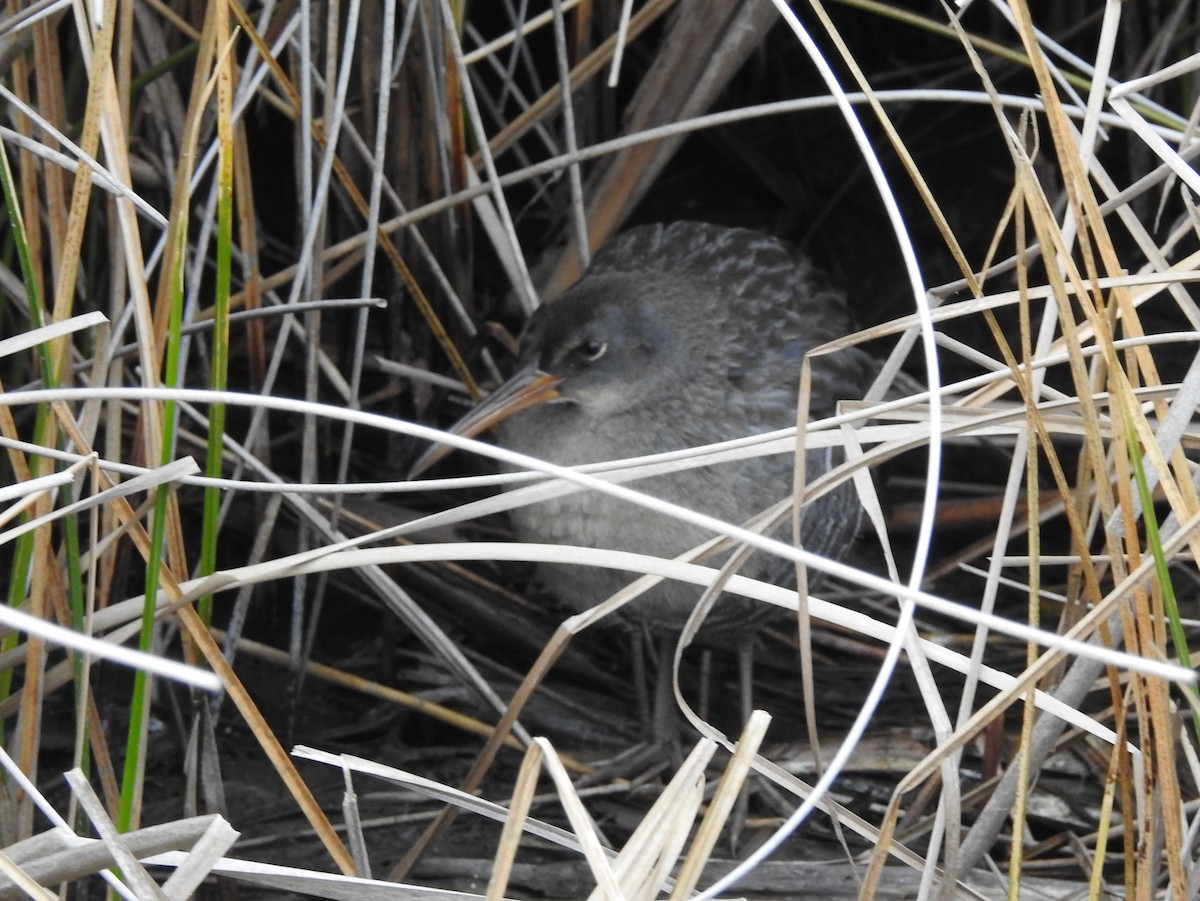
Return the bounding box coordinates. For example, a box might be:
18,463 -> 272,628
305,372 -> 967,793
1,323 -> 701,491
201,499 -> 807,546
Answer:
0,1 -> 1198,898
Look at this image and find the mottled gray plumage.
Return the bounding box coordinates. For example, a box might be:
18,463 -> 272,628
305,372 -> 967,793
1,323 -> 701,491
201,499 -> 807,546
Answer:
492,221 -> 872,630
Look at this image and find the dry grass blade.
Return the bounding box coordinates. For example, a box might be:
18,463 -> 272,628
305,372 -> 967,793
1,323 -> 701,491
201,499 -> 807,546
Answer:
292,746 -> 589,849
65,768 -> 172,901
156,815 -> 240,901
0,817 -> 230,898
596,736 -> 713,899
485,737 -> 545,901
296,722 -> 778,901
670,710 -> 769,898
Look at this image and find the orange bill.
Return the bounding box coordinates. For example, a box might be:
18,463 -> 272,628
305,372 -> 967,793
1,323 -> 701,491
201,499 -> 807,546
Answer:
408,363 -> 563,477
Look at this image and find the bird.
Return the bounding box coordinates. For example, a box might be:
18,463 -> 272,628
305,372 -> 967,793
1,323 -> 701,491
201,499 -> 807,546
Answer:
415,221 -> 872,635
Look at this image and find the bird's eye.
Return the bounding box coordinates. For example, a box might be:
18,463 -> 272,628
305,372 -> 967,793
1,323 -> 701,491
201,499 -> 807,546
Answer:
576,337 -> 607,361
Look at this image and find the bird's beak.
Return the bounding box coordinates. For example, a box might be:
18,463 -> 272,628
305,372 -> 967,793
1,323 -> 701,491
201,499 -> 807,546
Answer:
408,361 -> 563,478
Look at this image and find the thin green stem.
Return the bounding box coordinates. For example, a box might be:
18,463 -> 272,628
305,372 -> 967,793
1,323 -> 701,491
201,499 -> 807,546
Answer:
0,120 -> 55,742
199,63 -> 235,624
118,141 -> 188,837
1126,427 -> 1200,743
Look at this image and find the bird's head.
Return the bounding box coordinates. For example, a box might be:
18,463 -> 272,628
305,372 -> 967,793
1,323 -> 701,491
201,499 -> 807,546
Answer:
407,270 -> 713,475
518,272 -> 701,421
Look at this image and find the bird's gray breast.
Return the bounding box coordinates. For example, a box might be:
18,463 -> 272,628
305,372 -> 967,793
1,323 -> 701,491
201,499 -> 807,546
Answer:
496,404 -> 848,629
